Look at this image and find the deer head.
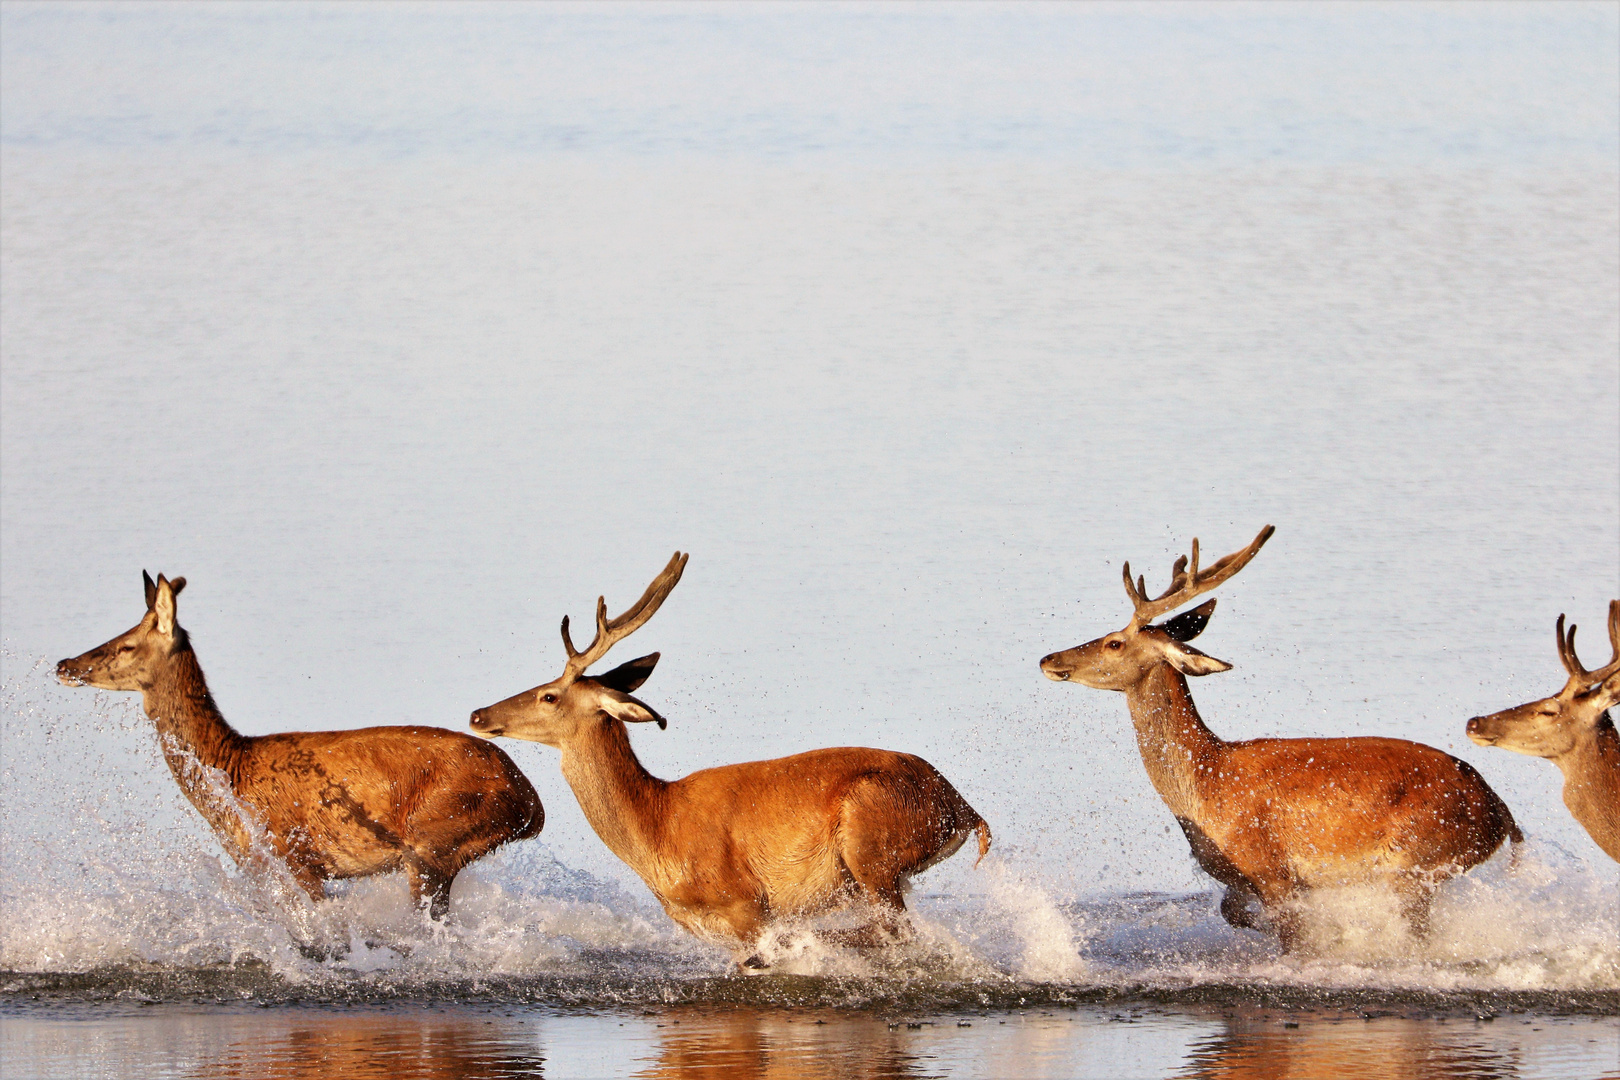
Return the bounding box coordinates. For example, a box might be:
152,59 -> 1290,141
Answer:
1467,601 -> 1620,760
58,572 -> 189,691
470,553 -> 687,747
1039,526 -> 1274,691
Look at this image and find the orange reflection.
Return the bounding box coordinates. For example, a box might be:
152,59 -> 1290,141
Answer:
185,1014 -> 544,1080
632,1008 -> 934,1080
1175,1012 -> 1520,1080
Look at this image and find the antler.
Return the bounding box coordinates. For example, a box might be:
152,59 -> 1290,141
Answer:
1555,599 -> 1620,687
561,552 -> 689,678
1122,525 -> 1275,627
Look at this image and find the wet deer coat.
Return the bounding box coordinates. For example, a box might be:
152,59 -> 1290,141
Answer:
470,553 -> 989,963
58,573 -> 543,917
1040,527 -> 1520,948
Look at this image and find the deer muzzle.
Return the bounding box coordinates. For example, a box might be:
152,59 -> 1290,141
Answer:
56,656 -> 91,686
1464,715 -> 1498,746
468,708 -> 504,738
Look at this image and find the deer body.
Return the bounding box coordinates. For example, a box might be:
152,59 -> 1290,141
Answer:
562,721 -> 981,947
1041,527 -> 1520,947
1129,666 -> 1517,912
1467,602 -> 1620,861
58,574 -> 543,917
470,553 -> 989,963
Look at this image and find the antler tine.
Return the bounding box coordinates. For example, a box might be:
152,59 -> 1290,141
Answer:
562,552 -> 689,676
1122,561 -> 1144,607
1600,599 -> 1620,680
1126,525 -> 1274,626
1609,600 -> 1620,674
1587,605 -> 1620,680
1556,614 -> 1584,681
561,615 -> 580,659
1152,555 -> 1190,602
1561,601 -> 1620,686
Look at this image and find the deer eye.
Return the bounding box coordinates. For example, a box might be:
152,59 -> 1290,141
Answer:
1107,640 -> 1124,650
118,644 -> 136,654
542,693 -> 558,704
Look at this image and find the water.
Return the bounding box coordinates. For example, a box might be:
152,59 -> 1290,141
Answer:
2,3 -> 1618,1076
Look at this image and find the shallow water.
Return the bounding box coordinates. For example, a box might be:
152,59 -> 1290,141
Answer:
2,3 -> 1618,1076
3,1001 -> 1618,1080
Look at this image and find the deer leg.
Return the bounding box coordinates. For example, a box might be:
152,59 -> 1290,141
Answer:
1393,873 -> 1435,939
1177,817 -> 1269,934
292,870 -> 328,904
1247,872 -> 1304,953
405,858 -> 454,921
1219,883 -> 1262,930
822,857 -> 911,949
275,850 -> 329,904
820,784 -> 927,950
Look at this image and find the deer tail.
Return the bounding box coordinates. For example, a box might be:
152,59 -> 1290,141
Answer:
973,817 -> 992,868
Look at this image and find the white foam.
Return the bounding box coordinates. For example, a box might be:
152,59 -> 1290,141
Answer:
3,655 -> 1616,993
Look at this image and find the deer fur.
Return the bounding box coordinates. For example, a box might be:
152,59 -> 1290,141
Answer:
58,572 -> 543,918
1040,527 -> 1520,949
1468,602 -> 1620,861
470,552 -> 989,966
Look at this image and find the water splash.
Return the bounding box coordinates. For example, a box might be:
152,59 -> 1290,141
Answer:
3,651 -> 1616,1007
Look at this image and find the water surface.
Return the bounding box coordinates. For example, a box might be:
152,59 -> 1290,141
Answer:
2,3 -> 1617,1076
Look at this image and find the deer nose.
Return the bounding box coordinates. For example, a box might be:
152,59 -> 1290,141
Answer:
1039,654 -> 1071,680
55,659 -> 84,685
1464,716 -> 1494,745
469,709 -> 497,735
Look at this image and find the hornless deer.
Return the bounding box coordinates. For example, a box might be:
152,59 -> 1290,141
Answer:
1467,602 -> 1620,862
468,553 -> 990,968
1039,527 -> 1521,949
57,573 -> 543,918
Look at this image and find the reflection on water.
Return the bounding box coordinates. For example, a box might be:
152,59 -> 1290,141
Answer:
188,1015 -> 547,1080
1174,1012 -> 1525,1080
2,1005 -> 1615,1080
631,1008 -> 931,1080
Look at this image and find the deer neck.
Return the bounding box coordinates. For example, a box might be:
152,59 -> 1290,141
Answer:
1122,663 -> 1226,821
1556,716 -> 1620,859
139,647 -> 244,783
559,719 -> 672,874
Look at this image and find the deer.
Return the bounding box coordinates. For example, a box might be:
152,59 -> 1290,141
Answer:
56,572 -> 544,919
468,552 -> 991,969
1038,526 -> 1521,950
1466,601 -> 1619,862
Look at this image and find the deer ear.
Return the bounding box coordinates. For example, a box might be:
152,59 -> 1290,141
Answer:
168,576 -> 186,597
598,688 -> 667,730
1164,639 -> 1231,677
596,653 -> 659,693
153,576 -> 179,637
144,571 -> 158,610
1160,599 -> 1216,642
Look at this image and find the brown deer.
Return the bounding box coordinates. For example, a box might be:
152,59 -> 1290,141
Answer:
1039,526 -> 1521,949
468,552 -> 990,968
1467,601 -> 1620,862
57,572 -> 543,918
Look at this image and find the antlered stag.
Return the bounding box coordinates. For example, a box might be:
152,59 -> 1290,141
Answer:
1039,527 -> 1520,949
1467,601 -> 1619,861
57,573 -> 543,918
469,553 -> 990,968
